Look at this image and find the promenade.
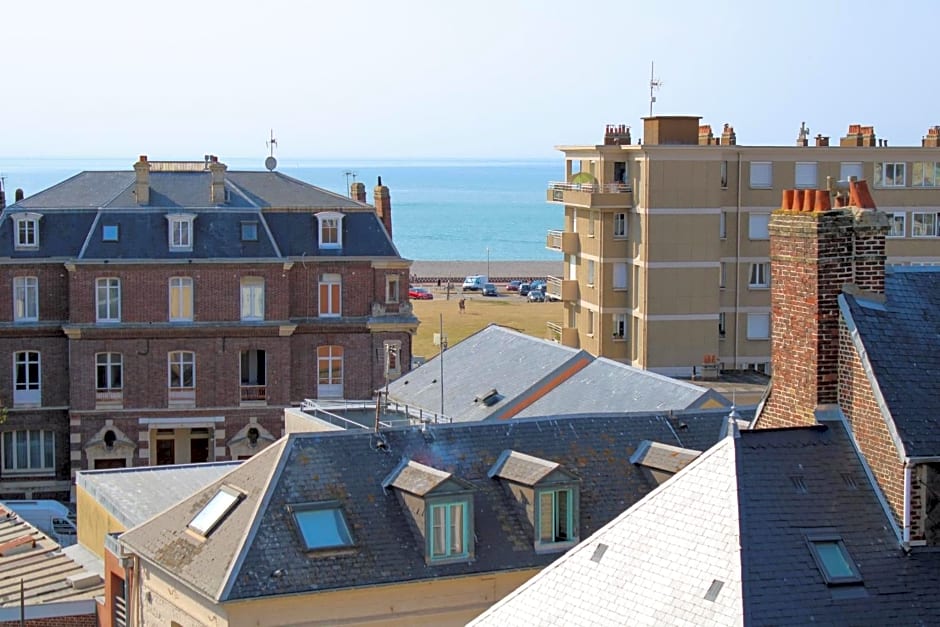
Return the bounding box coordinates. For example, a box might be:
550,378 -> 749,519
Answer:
410,260 -> 563,284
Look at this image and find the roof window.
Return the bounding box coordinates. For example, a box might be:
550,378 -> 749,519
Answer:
806,533 -> 863,585
289,502 -> 354,551
188,486 -> 243,537
12,212 -> 42,250
241,221 -> 258,242
102,225 -> 119,242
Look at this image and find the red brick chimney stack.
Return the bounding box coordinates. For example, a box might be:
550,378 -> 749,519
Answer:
758,178 -> 889,429
350,182 -> 366,202
603,124 -> 632,145
923,126 -> 940,148
698,125 -> 714,146
721,123 -> 736,146
374,176 -> 392,238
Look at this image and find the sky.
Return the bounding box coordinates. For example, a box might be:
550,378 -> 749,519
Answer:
0,0 -> 935,160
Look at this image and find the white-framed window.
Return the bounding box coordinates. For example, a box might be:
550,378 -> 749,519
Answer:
384,340 -> 402,377
747,313 -> 770,340
795,162 -> 818,188
613,262 -> 628,290
96,352 -> 123,393
168,351 -> 196,390
317,345 -> 343,398
719,262 -> 727,289
749,262 -> 770,288
429,501 -> 469,561
2,429 -> 55,473
586,260 -> 595,286
12,213 -> 41,250
13,351 -> 41,406
749,161 -> 773,189
96,277 -> 121,322
168,277 -> 193,322
240,277 -> 265,321
319,273 -> 341,317
840,162 -> 864,181
912,212 -> 939,237
749,213 -> 770,240
874,162 -> 906,187
612,313 -> 627,340
888,212 -> 906,238
587,212 -> 596,237
719,312 -> 726,339
13,276 -> 38,321
913,162 -> 940,187
316,212 -> 344,249
586,310 -> 595,336
386,274 -> 400,304
613,212 -> 627,238
166,214 -> 195,251
719,211 -> 727,239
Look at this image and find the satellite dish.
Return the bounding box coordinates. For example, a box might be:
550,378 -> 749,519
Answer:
265,156 -> 277,171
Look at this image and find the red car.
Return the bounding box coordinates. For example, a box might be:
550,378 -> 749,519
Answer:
409,286 -> 433,300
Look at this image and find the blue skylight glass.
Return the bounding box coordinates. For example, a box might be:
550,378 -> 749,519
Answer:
102,225 -> 119,241
294,507 -> 352,550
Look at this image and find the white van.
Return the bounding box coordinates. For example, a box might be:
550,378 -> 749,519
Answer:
1,500 -> 77,546
462,275 -> 487,291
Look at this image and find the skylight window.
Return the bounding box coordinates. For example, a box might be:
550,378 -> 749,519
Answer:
290,503 -> 354,551
188,486 -> 242,537
102,225 -> 119,242
806,534 -> 863,585
241,222 -> 258,241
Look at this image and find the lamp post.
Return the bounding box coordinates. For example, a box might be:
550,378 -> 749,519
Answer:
486,247 -> 490,280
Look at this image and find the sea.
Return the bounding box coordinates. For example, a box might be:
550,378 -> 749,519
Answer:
0,157 -> 565,262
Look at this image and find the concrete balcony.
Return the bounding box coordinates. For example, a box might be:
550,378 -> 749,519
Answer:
546,181 -> 632,209
546,275 -> 578,302
547,321 -> 579,348
546,229 -> 579,254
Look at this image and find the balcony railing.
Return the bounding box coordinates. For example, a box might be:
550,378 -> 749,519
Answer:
545,229 -> 579,254
547,322 -> 563,343
240,385 -> 267,402
95,389 -> 123,408
548,181 -> 632,195
546,275 -> 578,302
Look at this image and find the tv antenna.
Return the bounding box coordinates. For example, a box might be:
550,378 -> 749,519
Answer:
264,129 -> 278,171
649,61 -> 662,117
344,170 -> 358,196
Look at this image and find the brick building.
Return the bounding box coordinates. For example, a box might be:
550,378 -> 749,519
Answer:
0,156 -> 417,499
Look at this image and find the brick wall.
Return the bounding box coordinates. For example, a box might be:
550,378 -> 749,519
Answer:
0,263 -> 70,323
0,616 -> 96,627
838,321 -> 906,532
760,209 -> 854,428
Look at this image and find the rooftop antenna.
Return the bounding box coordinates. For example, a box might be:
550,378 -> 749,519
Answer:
343,171 -> 358,196
264,129 -> 278,171
649,61 -> 662,117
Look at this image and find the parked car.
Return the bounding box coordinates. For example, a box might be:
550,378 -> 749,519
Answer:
529,279 -> 547,292
528,289 -> 546,302
409,286 -> 433,300
462,275 -> 487,291
519,283 -> 531,296
483,283 -> 498,296
507,280 -> 522,292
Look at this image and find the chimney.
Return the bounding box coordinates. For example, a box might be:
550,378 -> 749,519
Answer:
721,123 -> 736,146
815,134 -> 830,147
797,121 -> 810,147
860,125 -> 876,147
603,124 -> 631,146
15,188 -> 24,203
350,181 -> 366,202
374,176 -> 392,238
134,155 -> 150,205
208,155 -> 227,204
840,123 -> 876,147
758,179 -> 888,429
922,126 -> 940,148
698,125 -> 714,146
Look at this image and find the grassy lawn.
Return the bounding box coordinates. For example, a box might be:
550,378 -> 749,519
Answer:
411,290 -> 563,360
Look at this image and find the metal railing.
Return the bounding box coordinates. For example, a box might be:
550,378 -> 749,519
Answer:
547,321 -> 563,343
300,398 -> 453,429
240,385 -> 267,402
546,229 -> 564,250
548,181 -> 632,194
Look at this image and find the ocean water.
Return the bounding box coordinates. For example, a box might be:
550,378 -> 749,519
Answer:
0,157 -> 565,262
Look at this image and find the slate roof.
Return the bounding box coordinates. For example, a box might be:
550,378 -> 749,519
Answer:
387,325 -> 725,422
840,266 -> 940,457
76,461 -> 239,529
119,410 -> 734,603
473,419 -> 940,626
0,166 -> 400,261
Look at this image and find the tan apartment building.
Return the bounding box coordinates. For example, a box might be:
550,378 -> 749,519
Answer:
546,117 -> 940,376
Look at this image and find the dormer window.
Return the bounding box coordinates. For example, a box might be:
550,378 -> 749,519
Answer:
12,213 -> 41,250
166,214 -> 196,252
316,212 -> 344,249
382,459 -> 475,564
488,450 -> 580,552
